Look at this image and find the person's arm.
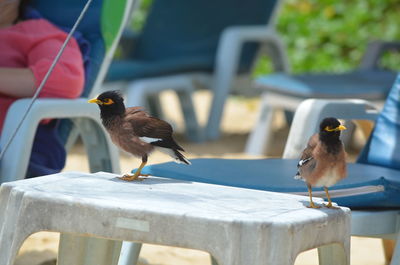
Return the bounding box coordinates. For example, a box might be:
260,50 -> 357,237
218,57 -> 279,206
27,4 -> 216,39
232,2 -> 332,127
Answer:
0,67 -> 36,97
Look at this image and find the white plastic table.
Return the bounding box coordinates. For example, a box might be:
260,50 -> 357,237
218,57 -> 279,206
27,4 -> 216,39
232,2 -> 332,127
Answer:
0,172 -> 350,265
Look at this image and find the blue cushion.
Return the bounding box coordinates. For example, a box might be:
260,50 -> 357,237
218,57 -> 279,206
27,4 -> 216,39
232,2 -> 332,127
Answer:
256,70 -> 397,100
108,0 -> 278,81
133,0 -> 276,70
140,158 -> 400,209
358,73 -> 400,169
107,56 -> 214,81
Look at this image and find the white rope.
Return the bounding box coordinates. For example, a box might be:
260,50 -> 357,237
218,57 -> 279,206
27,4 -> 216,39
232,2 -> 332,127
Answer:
0,0 -> 93,161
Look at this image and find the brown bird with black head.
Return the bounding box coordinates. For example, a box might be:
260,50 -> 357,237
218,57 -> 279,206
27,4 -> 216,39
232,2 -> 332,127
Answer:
295,117 -> 347,208
89,90 -> 190,181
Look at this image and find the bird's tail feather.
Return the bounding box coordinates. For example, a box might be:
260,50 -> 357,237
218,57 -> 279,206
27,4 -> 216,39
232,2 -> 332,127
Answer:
156,147 -> 191,165
173,149 -> 191,165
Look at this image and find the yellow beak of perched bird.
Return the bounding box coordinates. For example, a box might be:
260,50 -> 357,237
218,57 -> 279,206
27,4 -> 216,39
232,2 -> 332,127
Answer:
294,117 -> 347,208
88,90 -> 190,181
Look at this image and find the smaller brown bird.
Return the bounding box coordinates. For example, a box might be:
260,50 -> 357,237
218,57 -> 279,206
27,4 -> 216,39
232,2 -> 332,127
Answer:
295,117 -> 347,208
89,91 -> 190,181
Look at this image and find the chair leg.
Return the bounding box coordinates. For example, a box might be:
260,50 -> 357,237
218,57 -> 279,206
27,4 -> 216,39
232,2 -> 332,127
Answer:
0,186 -> 47,265
117,241 -> 142,265
58,234 -> 122,265
210,255 -> 219,265
318,243 -> 349,265
74,118 -> 120,173
245,96 -> 276,156
176,90 -> 204,142
0,205 -> 29,265
205,70 -> 235,141
147,94 -> 165,120
383,239 -> 395,264
205,86 -> 229,141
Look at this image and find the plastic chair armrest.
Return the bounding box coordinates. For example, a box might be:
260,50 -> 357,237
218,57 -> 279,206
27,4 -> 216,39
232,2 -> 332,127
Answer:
283,99 -> 379,159
6,98 -> 99,123
359,40 -> 400,70
215,25 -> 290,75
0,98 -> 114,182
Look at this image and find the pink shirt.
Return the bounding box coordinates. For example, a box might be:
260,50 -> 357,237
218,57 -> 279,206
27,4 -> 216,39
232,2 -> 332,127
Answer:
0,18 -> 85,131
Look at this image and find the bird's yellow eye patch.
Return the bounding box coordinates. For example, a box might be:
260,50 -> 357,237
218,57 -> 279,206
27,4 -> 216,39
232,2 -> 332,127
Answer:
325,126 -> 334,132
102,98 -> 114,105
325,125 -> 347,132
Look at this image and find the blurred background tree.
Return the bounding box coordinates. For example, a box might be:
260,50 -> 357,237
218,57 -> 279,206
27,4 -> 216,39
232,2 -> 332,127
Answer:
130,0 -> 400,76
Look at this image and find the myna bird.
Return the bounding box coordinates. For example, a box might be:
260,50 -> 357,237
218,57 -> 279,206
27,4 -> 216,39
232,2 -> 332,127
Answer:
295,117 -> 347,208
88,90 -> 190,181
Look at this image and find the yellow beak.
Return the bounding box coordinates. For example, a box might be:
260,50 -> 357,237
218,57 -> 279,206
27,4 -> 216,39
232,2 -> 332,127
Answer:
88,98 -> 103,105
336,125 -> 347,131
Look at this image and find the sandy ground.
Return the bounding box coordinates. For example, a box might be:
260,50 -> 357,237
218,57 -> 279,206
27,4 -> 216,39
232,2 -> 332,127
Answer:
14,91 -> 387,265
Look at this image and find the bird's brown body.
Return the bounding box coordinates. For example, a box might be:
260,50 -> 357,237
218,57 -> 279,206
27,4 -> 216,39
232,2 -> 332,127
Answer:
298,134 -> 347,187
295,117 -> 347,208
89,91 -> 190,181
104,107 -> 172,158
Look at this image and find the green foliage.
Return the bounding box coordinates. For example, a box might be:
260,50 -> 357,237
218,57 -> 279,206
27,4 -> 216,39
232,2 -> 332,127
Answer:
256,0 -> 400,75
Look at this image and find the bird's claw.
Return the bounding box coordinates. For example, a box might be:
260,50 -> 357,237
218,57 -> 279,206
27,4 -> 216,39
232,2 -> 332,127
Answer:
307,203 -> 321,209
325,203 -> 340,209
118,173 -> 149,182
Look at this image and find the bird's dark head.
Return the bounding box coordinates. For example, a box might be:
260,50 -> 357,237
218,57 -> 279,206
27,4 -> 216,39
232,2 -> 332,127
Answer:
88,90 -> 125,118
319,117 -> 346,141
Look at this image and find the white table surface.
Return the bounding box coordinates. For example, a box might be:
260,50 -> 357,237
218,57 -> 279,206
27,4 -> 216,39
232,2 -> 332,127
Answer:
0,171 -> 351,265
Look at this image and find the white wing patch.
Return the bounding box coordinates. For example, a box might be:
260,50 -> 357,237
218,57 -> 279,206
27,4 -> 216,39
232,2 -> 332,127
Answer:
139,137 -> 162,143
295,157 -> 313,181
297,157 -> 312,167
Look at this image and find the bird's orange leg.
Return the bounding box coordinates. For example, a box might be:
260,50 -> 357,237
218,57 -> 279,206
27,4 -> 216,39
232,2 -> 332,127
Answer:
323,187 -> 339,209
307,184 -> 321,209
119,160 -> 149,181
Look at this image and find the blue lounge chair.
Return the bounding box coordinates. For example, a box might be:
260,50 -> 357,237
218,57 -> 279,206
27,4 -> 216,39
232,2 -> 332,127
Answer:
105,0 -> 289,142
246,40 -> 399,155
139,73 -> 400,264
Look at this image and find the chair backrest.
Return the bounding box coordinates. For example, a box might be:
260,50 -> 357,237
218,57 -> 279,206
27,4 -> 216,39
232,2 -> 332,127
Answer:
31,0 -> 131,97
357,73 -> 400,169
29,0 -> 132,143
131,0 -> 279,73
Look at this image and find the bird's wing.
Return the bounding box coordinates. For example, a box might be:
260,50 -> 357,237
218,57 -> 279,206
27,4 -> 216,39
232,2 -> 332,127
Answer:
298,134 -> 318,165
124,107 -> 184,151
124,107 -> 172,138
295,134 -> 318,179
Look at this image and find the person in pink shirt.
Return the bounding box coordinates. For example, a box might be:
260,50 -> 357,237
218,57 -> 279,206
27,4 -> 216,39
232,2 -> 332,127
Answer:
0,0 -> 85,177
